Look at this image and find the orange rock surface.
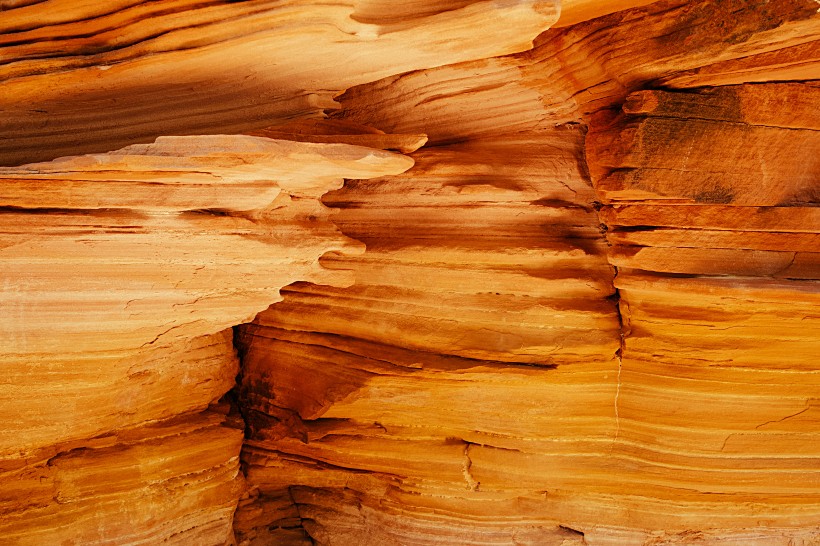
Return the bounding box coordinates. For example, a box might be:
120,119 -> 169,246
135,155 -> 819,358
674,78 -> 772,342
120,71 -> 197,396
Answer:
0,0 -> 818,544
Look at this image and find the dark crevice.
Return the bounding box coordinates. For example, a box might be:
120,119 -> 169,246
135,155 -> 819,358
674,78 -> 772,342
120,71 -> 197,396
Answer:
231,323 -> 321,545
611,266 -> 626,360
287,486 -> 317,546
228,325 -> 253,541
230,324 -> 251,442
558,524 -> 586,537
612,225 -> 658,232
583,114 -> 630,446
0,205 -> 149,216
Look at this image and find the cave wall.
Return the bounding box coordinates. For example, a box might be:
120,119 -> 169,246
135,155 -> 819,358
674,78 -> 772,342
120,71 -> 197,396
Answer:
234,1 -> 820,544
0,0 -> 818,545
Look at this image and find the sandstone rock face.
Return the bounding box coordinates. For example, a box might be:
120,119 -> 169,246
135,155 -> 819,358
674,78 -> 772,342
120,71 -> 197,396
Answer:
0,408 -> 245,546
1,0 -> 818,545
0,135 -> 413,544
583,82 -> 820,542
0,0 -> 557,165
1,135 -> 412,456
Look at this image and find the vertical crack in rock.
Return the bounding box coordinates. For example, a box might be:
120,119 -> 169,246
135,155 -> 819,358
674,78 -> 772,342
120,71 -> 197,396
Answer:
462,442 -> 480,492
614,344 -> 623,441
587,131 -> 627,425
589,128 -> 628,447
287,486 -> 317,546
232,323 -> 319,545
612,265 -> 626,444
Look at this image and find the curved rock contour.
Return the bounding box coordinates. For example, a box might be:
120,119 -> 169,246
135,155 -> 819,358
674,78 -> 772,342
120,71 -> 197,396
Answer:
0,0 -> 818,544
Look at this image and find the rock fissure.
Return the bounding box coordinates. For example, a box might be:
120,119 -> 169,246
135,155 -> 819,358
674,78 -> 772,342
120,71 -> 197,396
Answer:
461,443 -> 480,492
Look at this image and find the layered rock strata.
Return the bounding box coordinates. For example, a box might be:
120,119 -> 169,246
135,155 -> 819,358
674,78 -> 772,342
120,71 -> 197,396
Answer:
0,0 -> 818,544
235,126 -> 619,545
584,83 -> 820,540
234,0 -> 820,544
0,408 -> 245,546
0,0 -> 558,165
0,135 -> 414,544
